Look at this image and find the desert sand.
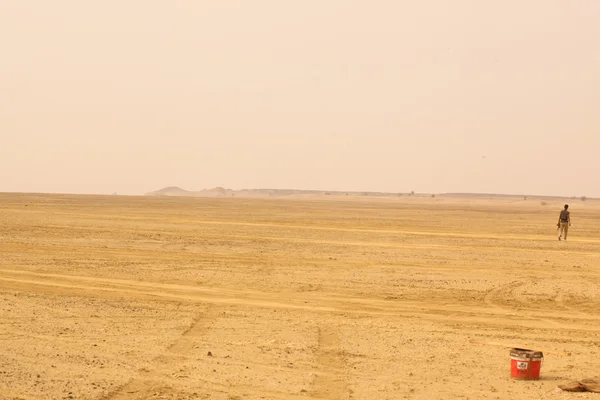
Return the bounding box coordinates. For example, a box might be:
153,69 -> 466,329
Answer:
1,193 -> 599,400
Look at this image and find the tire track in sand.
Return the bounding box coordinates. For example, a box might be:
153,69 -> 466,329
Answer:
483,281 -> 521,311
554,290 -> 600,320
313,326 -> 348,399
101,307 -> 218,400
4,269 -> 600,332
484,281 -> 565,329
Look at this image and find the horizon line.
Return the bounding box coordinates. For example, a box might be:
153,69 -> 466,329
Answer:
0,188 -> 595,201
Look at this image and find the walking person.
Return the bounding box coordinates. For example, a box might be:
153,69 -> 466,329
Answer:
557,204 -> 571,241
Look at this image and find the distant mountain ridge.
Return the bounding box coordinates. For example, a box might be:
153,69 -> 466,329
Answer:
145,186 -> 407,198
145,187 -> 595,200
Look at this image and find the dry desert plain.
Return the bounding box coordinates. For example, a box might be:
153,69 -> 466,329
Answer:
1,193 -> 600,400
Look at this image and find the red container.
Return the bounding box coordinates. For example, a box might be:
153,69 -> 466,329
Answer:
510,348 -> 543,380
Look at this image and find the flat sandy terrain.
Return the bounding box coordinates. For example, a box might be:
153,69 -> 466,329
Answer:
1,193 -> 600,400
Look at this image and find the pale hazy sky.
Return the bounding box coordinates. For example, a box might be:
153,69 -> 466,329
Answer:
1,1 -> 599,196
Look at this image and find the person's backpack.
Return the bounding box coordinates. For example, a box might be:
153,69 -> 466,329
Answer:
560,209 -> 569,222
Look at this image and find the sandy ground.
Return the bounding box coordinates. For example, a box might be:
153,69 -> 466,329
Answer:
1,193 -> 600,400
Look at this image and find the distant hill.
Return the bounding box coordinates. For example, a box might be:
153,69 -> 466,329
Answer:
207,187 -> 234,195
146,186 -> 192,197
146,186 -> 236,198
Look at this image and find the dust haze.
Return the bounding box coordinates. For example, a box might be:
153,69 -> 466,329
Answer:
1,1 -> 599,196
